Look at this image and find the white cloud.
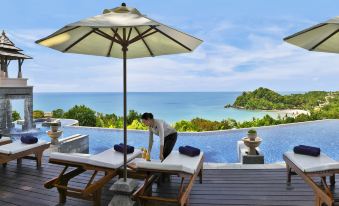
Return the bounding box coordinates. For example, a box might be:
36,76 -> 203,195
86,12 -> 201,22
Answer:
7,17 -> 339,92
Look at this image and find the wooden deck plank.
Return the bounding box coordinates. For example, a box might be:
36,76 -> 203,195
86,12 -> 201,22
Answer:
0,157 -> 334,206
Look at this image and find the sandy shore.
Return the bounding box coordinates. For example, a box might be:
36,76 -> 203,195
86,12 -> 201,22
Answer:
230,106 -> 310,118
273,109 -> 310,117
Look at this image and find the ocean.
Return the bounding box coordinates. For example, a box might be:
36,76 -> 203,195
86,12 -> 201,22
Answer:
11,92 -> 278,123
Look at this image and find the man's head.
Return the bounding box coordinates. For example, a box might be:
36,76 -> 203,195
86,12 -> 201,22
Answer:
141,112 -> 154,126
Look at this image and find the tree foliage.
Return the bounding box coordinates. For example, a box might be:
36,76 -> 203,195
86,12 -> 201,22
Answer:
28,90 -> 339,132
233,87 -> 328,110
64,105 -> 96,127
52,109 -> 64,118
12,110 -> 21,121
33,110 -> 45,119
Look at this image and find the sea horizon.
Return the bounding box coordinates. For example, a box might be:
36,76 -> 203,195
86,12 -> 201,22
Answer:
31,90 -> 316,94
10,91 -> 286,123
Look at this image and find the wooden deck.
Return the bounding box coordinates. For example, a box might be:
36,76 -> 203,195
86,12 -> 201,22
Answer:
0,157 -> 334,206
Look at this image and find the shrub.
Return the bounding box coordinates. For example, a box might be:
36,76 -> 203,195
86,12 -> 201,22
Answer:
174,120 -> 196,132
191,118 -> 220,131
127,110 -> 142,125
12,110 -> 21,121
52,109 -> 64,118
247,129 -> 257,134
127,119 -> 148,130
95,117 -> 105,127
64,105 -> 96,126
33,110 -> 44,119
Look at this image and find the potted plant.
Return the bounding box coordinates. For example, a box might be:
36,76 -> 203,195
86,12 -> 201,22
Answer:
247,129 -> 257,141
50,122 -> 60,132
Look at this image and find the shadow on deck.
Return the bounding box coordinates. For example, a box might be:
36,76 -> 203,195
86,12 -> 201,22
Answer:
0,157 -> 323,206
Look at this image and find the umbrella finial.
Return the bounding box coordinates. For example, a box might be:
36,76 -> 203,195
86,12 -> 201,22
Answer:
1,30 -> 5,35
121,2 -> 126,7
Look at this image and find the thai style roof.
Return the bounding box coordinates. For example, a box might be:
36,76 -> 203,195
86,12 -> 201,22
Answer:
0,30 -> 32,59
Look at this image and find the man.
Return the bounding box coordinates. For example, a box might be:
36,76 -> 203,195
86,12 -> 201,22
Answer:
141,112 -> 177,161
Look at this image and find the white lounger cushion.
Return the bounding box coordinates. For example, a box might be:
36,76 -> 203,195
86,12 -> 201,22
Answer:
136,151 -> 203,174
284,151 -> 339,173
0,140 -> 47,155
89,148 -> 141,169
50,148 -> 141,169
50,152 -> 92,164
0,137 -> 11,143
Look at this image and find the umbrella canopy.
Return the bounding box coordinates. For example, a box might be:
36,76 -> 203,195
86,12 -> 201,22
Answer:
36,4 -> 202,58
36,3 -> 202,181
284,16 -> 339,53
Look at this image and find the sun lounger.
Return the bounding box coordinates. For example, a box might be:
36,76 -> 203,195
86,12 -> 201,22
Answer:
0,137 -> 12,146
283,151 -> 339,206
0,140 -> 50,168
45,148 -> 141,206
132,151 -> 204,206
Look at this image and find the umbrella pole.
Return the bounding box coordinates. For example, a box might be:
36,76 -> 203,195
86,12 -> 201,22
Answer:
123,45 -> 128,182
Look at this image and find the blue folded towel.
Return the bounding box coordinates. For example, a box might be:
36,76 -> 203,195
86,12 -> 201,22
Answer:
179,145 -> 200,157
21,135 -> 38,144
114,143 -> 134,154
293,145 -> 320,157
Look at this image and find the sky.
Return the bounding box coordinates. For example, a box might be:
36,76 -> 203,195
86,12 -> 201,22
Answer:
1,0 -> 339,92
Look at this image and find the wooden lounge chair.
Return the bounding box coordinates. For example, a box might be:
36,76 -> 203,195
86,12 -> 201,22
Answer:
283,151 -> 339,206
132,151 -> 204,206
0,140 -> 50,168
45,148 -> 141,206
0,137 -> 12,146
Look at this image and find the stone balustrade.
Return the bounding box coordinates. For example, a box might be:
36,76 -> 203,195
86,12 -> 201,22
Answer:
0,77 -> 28,87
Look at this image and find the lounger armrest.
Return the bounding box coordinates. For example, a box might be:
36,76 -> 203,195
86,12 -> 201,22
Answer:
49,152 -> 91,164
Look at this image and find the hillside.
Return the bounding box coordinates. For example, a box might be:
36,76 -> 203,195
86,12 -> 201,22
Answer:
229,87 -> 328,110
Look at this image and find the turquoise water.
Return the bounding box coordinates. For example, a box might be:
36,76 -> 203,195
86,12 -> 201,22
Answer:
12,92 -> 278,123
12,120 -> 339,163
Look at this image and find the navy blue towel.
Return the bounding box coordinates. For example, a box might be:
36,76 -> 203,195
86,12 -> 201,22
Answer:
21,135 -> 38,144
0,134 -> 2,139
293,145 -> 320,157
179,145 -> 200,157
114,143 -> 134,154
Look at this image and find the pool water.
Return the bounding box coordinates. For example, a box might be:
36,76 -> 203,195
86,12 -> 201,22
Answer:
12,119 -> 339,163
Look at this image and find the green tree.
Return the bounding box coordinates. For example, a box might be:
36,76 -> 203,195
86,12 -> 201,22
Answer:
64,105 -> 96,126
95,116 -> 105,127
12,110 -> 21,121
52,109 -> 64,118
33,110 -> 44,119
127,110 -> 142,125
127,119 -> 148,130
174,120 -> 196,132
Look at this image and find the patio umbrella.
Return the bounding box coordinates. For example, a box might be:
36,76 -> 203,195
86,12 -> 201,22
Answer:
284,16 -> 339,53
35,3 -> 202,181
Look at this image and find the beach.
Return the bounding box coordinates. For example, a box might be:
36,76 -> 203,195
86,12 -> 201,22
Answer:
275,109 -> 310,117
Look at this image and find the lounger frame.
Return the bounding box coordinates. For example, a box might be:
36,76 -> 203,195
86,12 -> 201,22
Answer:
132,156 -> 204,206
45,158 -> 119,206
0,143 -> 50,168
283,154 -> 338,206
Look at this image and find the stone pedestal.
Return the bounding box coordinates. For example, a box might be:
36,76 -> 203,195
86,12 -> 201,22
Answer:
242,153 -> 264,164
47,130 -> 63,145
109,178 -> 139,206
237,140 -> 265,164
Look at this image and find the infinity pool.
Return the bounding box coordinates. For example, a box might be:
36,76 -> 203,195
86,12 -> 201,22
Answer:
12,119 -> 339,163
